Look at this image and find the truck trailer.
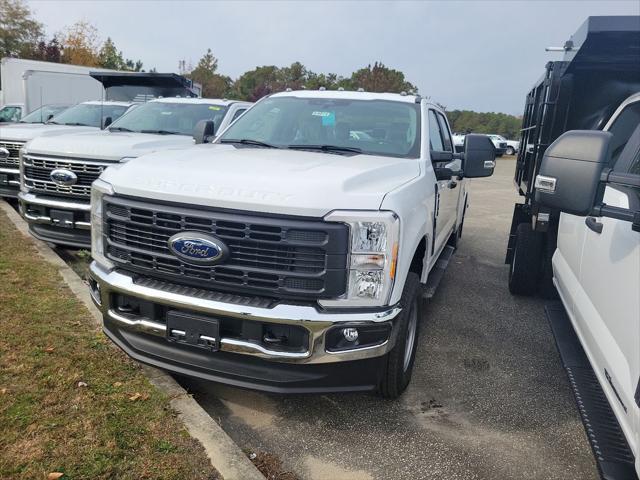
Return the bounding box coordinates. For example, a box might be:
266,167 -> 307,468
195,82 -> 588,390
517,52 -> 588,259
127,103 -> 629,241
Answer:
0,58 -> 117,122
505,16 -> 640,296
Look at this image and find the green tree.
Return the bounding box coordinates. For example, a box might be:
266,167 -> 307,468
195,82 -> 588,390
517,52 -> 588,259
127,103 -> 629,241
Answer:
188,49 -> 230,98
98,37 -> 125,69
348,62 -> 416,93
446,110 -> 522,139
0,0 -> 43,59
232,65 -> 280,101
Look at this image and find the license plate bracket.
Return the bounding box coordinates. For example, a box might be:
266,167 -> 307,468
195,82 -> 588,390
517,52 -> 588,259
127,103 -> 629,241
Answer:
50,209 -> 75,229
166,310 -> 220,351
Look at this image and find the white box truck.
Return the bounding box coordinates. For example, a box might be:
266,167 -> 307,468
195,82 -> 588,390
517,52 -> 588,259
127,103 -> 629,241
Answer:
0,58 -> 114,122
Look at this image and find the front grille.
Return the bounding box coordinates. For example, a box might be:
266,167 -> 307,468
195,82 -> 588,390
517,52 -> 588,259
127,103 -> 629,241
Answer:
104,196 -> 349,301
0,141 -> 24,168
23,154 -> 109,198
499,142 -> 507,149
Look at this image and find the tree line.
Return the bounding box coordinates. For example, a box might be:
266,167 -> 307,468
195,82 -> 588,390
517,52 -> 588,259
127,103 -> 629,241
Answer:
446,110 -> 522,140
0,0 -> 145,73
1,0 -> 522,138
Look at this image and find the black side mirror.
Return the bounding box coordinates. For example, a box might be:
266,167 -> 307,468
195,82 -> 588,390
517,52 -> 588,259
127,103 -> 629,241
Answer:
103,116 -> 113,128
463,134 -> 496,178
194,120 -> 215,144
46,114 -> 54,122
535,130 -> 612,216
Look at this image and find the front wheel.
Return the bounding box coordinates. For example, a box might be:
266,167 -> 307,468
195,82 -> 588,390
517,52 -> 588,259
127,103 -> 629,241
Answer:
506,146 -> 516,156
378,273 -> 421,399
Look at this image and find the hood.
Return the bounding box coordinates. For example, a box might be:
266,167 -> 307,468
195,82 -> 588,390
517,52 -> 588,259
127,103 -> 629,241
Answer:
0,123 -> 98,143
24,130 -> 196,162
101,145 -> 421,217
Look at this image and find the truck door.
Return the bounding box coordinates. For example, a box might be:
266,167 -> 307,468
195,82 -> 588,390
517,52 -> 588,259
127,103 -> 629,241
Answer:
428,109 -> 460,256
574,109 -> 640,453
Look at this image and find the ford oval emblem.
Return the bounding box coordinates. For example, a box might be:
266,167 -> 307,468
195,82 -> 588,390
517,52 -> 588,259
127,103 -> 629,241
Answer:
168,232 -> 228,266
50,168 -> 78,186
0,147 -> 9,159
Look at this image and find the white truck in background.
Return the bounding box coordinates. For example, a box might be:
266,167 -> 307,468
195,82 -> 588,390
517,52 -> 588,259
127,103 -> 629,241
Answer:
0,58 -> 115,122
88,90 -> 496,398
0,101 -> 132,198
19,97 -> 251,247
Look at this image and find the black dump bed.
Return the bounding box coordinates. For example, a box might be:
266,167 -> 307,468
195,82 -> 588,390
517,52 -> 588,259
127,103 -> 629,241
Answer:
514,16 -> 640,200
90,72 -> 198,102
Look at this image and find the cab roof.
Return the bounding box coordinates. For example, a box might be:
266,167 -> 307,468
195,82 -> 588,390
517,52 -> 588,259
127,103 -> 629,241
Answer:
270,89 -> 421,104
148,97 -> 250,106
80,100 -> 133,107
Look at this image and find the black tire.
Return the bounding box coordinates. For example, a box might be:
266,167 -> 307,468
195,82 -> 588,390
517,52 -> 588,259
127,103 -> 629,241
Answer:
378,273 -> 421,399
508,223 -> 543,295
506,146 -> 516,156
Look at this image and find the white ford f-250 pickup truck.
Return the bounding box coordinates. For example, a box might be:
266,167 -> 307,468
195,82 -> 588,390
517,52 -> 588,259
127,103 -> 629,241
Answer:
88,90 -> 496,397
19,97 -> 251,248
0,101 -> 131,198
535,93 -> 640,478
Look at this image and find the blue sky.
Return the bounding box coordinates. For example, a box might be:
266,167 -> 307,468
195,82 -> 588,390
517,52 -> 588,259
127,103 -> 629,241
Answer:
27,0 -> 639,114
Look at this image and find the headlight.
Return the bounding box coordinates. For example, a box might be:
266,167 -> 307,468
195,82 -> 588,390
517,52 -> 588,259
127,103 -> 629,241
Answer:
91,179 -> 114,269
319,211 -> 399,308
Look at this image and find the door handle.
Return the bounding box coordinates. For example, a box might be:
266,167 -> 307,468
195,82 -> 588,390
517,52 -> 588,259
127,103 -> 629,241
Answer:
448,180 -> 458,189
585,216 -> 603,234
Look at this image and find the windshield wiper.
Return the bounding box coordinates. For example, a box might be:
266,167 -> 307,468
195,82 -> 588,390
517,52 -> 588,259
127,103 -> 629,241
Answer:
109,126 -> 134,132
64,122 -> 91,126
140,129 -> 180,135
287,144 -> 362,154
220,138 -> 280,149
46,120 -> 61,125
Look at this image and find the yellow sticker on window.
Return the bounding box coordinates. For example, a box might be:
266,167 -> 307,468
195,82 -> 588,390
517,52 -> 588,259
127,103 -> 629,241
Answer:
208,106 -> 222,111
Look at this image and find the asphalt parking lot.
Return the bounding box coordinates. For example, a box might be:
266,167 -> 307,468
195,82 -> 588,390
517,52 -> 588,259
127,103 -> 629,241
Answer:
179,158 -> 598,480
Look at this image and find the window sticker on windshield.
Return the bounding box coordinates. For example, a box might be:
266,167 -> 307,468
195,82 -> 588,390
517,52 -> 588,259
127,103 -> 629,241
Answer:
312,111 -> 335,126
208,106 -> 222,110
161,111 -> 173,115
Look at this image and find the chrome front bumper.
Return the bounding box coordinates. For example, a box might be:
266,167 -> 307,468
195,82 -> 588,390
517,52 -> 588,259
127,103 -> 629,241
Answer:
89,261 -> 402,364
18,191 -> 91,229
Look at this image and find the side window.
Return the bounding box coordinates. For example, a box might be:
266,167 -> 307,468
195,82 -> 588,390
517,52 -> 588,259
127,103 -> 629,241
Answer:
428,110 -> 444,151
436,112 -> 453,152
609,101 -> 640,168
231,108 -> 247,123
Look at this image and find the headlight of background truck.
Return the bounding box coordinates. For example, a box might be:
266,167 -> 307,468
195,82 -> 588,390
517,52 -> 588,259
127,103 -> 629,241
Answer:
320,211 -> 399,308
91,179 -> 114,269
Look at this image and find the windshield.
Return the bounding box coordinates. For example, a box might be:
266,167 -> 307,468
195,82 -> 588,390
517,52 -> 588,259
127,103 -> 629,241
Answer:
20,105 -> 69,124
219,96 -> 421,158
108,102 -> 229,136
49,103 -> 129,127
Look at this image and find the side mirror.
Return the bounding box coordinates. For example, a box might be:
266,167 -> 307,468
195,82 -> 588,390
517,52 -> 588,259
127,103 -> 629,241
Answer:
46,114 -> 54,122
535,130 -> 612,216
194,120 -> 215,144
463,134 -> 496,178
103,116 -> 113,128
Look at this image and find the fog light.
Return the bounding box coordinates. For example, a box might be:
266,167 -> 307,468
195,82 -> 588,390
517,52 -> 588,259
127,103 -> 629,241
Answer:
342,328 -> 359,342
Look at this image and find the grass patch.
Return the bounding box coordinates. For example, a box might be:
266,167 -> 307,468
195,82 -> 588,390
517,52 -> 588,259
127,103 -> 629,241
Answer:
0,208 -> 219,480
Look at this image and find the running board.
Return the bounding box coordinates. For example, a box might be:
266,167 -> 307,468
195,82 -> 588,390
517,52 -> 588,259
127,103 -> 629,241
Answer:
545,303 -> 638,480
423,245 -> 455,299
